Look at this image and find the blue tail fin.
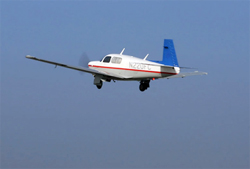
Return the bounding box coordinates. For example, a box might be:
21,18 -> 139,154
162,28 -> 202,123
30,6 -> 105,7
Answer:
151,39 -> 179,67
162,39 -> 179,66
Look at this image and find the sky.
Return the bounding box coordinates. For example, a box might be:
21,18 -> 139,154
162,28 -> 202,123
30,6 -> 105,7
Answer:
1,0 -> 249,169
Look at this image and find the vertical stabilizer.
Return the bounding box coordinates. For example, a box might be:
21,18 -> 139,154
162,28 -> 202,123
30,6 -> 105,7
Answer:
149,39 -> 179,67
162,39 -> 179,67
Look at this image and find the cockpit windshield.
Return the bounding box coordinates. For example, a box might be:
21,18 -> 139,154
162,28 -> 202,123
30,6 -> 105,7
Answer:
102,56 -> 111,63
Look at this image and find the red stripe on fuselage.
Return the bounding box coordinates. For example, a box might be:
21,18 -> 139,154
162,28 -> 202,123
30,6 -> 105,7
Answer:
88,65 -> 178,75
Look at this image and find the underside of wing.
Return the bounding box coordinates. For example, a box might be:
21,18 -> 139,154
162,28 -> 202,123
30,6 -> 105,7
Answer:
165,71 -> 208,79
25,55 -> 127,79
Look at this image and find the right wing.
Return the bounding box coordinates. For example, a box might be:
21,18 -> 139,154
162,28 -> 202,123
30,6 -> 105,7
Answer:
25,55 -> 127,79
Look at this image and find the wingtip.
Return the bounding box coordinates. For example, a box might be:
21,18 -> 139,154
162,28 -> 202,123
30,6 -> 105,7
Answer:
26,55 -> 34,59
195,71 -> 208,75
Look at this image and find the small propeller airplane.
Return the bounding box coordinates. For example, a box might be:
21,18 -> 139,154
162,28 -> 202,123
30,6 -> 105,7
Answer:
26,39 -> 207,91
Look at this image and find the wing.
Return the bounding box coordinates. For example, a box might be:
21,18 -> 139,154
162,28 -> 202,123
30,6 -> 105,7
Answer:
166,71 -> 208,79
25,55 -> 127,79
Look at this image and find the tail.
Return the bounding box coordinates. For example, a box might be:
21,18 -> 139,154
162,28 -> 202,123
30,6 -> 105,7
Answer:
162,39 -> 179,67
150,39 -> 179,67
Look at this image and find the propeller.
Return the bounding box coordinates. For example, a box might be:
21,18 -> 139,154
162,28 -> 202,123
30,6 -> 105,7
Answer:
78,52 -> 90,75
79,52 -> 90,68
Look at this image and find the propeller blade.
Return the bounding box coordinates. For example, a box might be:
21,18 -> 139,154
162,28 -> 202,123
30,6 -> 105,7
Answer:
79,52 -> 90,68
78,52 -> 90,75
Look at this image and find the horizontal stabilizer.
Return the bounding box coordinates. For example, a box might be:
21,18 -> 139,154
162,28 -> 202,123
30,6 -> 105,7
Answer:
166,71 -> 208,79
180,67 -> 197,69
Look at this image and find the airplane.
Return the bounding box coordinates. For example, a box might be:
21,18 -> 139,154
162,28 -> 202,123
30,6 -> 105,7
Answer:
25,39 -> 207,91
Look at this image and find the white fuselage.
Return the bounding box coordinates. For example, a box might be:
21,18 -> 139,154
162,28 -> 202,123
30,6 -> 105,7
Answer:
88,54 -> 180,80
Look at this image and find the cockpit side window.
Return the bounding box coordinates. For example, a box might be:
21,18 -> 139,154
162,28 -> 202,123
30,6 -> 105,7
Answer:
111,57 -> 122,64
103,56 -> 111,63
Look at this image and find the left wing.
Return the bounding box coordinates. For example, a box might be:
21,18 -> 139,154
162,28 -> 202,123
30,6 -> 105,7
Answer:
166,71 -> 208,79
25,55 -> 127,79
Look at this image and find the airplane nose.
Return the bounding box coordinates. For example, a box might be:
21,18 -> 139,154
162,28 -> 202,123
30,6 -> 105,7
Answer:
88,61 -> 92,67
88,61 -> 95,67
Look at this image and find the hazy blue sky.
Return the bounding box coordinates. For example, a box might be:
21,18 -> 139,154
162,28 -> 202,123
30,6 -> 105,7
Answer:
1,1 -> 249,168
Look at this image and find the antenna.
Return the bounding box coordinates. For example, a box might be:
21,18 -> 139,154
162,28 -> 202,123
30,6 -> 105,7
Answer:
143,54 -> 149,60
120,48 -> 125,55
